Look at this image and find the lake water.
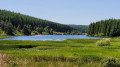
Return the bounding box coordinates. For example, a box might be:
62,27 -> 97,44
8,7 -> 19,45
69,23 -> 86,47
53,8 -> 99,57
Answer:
0,35 -> 103,41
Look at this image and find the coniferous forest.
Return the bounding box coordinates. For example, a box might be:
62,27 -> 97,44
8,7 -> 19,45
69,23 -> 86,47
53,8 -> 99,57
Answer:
0,10 -> 75,35
87,19 -> 120,37
68,25 -> 88,33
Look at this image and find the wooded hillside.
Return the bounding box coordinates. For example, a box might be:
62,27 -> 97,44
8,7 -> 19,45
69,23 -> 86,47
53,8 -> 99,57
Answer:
0,10 -> 73,35
68,25 -> 88,33
87,19 -> 120,37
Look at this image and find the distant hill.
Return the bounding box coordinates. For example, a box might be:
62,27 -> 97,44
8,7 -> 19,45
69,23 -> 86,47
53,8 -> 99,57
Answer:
0,10 -> 74,35
68,25 -> 89,33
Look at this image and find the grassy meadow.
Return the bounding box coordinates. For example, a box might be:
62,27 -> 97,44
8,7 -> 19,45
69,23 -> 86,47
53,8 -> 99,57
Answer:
1,39 -> 120,67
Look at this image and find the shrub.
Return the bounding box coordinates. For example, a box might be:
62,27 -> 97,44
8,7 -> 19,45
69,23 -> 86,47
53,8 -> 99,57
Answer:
96,39 -> 110,46
94,33 -> 104,37
101,58 -> 120,67
31,31 -> 38,35
98,33 -> 104,37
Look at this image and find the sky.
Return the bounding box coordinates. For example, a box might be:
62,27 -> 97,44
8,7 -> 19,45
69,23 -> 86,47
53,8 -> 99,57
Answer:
0,0 -> 120,25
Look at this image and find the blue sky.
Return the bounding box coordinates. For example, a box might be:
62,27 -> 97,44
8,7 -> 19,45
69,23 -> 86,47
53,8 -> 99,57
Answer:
0,0 -> 120,25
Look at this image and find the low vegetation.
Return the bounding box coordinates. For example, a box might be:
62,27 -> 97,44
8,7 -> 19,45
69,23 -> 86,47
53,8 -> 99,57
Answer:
101,58 -> 120,67
0,35 -> 11,38
96,39 -> 110,46
0,39 -> 120,67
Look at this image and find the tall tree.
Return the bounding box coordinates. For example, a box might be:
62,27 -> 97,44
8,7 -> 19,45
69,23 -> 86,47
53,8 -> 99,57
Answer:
4,21 -> 14,35
22,25 -> 31,35
87,19 -> 120,37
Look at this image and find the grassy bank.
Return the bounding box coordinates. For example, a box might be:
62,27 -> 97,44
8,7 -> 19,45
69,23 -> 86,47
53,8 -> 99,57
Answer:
0,39 -> 120,67
0,35 -> 11,38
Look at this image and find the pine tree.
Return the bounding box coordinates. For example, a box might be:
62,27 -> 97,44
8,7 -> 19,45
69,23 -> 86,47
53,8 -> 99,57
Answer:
22,25 -> 31,35
4,21 -> 14,35
87,19 -> 120,37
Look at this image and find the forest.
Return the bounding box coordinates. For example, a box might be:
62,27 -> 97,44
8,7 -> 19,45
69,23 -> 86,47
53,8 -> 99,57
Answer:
68,25 -> 88,33
87,19 -> 120,37
0,10 -> 76,35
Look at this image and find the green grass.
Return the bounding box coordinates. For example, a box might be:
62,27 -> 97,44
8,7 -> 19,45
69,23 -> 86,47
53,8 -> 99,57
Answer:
0,35 -> 11,38
0,39 -> 120,67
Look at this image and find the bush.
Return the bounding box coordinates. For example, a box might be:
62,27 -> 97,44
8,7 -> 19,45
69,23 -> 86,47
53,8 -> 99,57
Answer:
31,31 -> 38,35
96,39 -> 110,46
101,58 -> 120,67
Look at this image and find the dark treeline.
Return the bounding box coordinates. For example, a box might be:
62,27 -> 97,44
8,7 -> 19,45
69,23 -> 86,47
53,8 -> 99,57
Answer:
68,25 -> 88,33
87,19 -> 120,37
0,10 -> 74,35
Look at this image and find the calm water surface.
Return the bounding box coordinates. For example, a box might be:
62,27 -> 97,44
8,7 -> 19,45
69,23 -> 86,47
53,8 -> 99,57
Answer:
0,35 -> 103,41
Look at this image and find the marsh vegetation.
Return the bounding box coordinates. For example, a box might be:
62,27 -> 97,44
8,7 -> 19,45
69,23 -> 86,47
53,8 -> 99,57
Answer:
0,39 -> 120,67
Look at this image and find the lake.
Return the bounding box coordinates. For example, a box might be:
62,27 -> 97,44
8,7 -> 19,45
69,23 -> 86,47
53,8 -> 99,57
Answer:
0,35 -> 103,41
